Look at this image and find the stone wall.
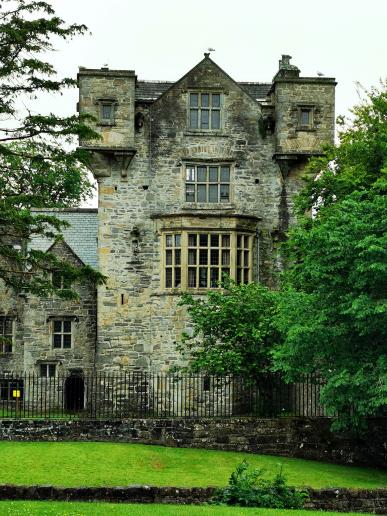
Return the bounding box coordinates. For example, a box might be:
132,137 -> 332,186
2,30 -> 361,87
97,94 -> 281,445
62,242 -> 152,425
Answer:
0,484 -> 385,513
77,55 -> 337,373
0,417 -> 385,468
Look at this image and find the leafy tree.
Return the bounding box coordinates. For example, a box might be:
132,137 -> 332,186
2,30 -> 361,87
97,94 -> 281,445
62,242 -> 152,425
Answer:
274,85 -> 387,430
178,281 -> 280,377
0,0 -> 102,297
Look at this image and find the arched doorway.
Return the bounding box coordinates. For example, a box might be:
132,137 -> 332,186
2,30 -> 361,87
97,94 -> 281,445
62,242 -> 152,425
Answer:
64,375 -> 84,411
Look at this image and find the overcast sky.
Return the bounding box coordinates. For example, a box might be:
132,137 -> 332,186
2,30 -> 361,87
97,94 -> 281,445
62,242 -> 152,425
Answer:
37,0 -> 387,205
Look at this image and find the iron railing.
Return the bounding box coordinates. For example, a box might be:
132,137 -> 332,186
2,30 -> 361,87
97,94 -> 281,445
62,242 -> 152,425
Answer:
0,372 -> 332,420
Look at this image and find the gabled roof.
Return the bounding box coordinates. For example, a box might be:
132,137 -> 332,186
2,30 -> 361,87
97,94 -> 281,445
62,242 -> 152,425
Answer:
135,58 -> 272,103
29,209 -> 98,268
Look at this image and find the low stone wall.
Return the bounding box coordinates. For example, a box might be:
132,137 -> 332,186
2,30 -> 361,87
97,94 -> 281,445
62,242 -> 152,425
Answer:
0,417 -> 386,468
0,485 -> 386,513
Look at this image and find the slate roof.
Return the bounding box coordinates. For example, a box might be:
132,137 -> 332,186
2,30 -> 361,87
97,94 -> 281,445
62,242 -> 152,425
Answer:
135,80 -> 272,102
29,209 -> 98,268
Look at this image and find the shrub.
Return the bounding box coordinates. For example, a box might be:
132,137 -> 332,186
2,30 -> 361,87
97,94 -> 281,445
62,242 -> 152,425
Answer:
212,460 -> 307,509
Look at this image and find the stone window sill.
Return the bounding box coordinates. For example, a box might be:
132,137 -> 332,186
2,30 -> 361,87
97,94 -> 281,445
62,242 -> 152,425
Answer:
183,131 -> 229,138
183,203 -> 235,210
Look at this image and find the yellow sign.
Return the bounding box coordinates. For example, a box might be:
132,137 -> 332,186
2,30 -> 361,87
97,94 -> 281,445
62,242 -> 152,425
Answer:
12,389 -> 21,398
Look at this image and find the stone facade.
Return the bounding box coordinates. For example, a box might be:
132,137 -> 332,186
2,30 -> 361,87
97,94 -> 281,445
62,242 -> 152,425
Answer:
0,54 -> 336,377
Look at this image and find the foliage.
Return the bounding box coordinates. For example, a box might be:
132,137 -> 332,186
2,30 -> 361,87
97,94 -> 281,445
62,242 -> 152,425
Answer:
3,442 -> 386,489
212,461 -> 307,509
0,0 -> 103,297
178,280 -> 281,377
0,501 -> 367,516
274,85 -> 387,430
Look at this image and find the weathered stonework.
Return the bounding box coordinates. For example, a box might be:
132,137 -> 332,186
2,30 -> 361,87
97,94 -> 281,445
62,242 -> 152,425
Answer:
0,54 -> 336,378
76,54 -> 336,373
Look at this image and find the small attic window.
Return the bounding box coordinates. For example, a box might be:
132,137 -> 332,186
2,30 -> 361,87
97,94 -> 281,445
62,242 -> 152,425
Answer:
189,92 -> 221,130
96,97 -> 117,126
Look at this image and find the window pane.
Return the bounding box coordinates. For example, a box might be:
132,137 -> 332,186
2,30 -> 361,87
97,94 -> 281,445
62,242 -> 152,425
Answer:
210,268 -> 219,288
190,93 -> 198,107
165,250 -> 172,265
237,235 -> 242,248
199,268 -> 208,287
244,269 -> 249,284
188,234 -> 197,247
190,109 -> 198,128
63,334 -> 71,349
197,166 -> 207,182
188,249 -> 196,265
222,268 -> 230,278
222,250 -> 230,265
222,235 -> 230,248
199,249 -> 208,265
174,268 -> 181,288
102,104 -> 112,120
210,249 -> 219,265
175,249 -> 181,265
199,234 -> 208,247
210,234 -> 219,247
52,273 -> 62,288
166,235 -> 172,247
211,110 -> 220,129
63,321 -> 71,333
48,365 -> 56,378
186,167 -> 195,181
53,320 -> 62,333
220,166 -> 230,182
236,269 -> 242,284
244,250 -> 249,266
212,94 -> 220,107
186,185 -> 195,202
188,268 -> 196,288
174,234 -> 181,247
209,167 -> 218,182
301,109 -> 310,125
201,94 -> 209,107
220,184 -> 229,202
165,268 -> 172,288
197,184 -> 206,202
40,365 -> 47,377
244,235 -> 250,248
237,250 -> 242,266
53,334 -> 61,348
208,184 -> 218,203
201,109 -> 209,129
4,318 -> 12,336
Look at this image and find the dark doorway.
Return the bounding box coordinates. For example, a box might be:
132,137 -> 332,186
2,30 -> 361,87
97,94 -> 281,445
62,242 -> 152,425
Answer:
64,376 -> 84,411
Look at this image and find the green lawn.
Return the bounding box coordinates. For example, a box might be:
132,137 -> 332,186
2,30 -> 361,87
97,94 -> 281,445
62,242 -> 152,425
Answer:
0,442 -> 386,489
0,501 -> 366,516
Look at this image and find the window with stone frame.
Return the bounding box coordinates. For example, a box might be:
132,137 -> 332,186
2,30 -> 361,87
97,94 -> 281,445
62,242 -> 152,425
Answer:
40,363 -> 56,378
189,92 -> 221,130
0,316 -> 13,353
96,97 -> 117,126
185,164 -> 230,203
52,319 -> 72,349
52,271 -> 72,290
163,231 -> 252,290
297,105 -> 314,130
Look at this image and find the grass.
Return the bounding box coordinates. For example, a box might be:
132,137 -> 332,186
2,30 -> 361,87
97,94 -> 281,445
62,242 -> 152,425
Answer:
0,501 -> 366,516
0,442 -> 386,489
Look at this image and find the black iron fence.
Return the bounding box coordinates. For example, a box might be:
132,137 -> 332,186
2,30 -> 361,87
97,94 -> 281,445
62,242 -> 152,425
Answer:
0,372 -> 332,420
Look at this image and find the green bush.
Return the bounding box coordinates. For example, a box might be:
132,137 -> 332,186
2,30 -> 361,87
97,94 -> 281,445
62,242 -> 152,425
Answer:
212,460 -> 307,509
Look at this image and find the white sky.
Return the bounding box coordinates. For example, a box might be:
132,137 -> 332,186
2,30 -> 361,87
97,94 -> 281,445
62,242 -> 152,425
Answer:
33,0 -> 387,205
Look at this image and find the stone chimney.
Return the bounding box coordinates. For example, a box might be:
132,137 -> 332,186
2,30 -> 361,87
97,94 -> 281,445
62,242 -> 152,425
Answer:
273,54 -> 300,80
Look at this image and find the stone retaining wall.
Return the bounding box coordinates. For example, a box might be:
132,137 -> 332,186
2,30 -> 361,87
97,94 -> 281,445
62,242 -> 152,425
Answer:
0,485 -> 386,514
0,417 -> 386,468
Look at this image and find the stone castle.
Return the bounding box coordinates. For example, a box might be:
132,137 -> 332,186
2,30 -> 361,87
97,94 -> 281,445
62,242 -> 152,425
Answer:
0,54 -> 336,380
